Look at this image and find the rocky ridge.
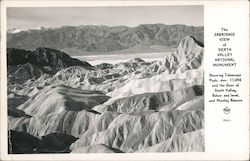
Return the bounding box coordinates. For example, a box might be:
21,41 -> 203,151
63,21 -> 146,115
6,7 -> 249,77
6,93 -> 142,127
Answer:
7,24 -> 204,54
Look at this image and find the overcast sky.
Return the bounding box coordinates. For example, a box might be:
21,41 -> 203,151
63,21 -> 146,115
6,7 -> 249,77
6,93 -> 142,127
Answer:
7,6 -> 203,30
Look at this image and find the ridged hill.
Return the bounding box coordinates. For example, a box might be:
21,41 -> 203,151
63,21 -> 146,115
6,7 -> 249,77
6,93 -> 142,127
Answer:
17,85 -> 110,116
155,35 -> 204,75
8,130 -> 78,153
7,48 -> 92,69
137,129 -> 204,152
7,48 -> 93,84
7,24 -> 203,53
93,85 -> 203,113
70,109 -> 204,152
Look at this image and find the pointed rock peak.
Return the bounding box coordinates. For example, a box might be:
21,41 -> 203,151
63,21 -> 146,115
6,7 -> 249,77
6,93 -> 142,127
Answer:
179,36 -> 204,48
180,36 -> 195,46
175,36 -> 204,58
190,36 -> 204,47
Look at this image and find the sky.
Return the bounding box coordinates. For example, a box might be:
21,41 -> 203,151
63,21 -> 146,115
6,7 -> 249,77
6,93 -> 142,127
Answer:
7,6 -> 203,30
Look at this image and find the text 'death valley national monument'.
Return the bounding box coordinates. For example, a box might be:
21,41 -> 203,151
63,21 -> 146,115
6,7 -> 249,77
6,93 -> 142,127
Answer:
7,6 -> 204,153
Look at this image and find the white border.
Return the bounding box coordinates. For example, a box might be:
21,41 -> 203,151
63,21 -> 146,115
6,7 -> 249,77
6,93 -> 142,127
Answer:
1,1 -> 249,160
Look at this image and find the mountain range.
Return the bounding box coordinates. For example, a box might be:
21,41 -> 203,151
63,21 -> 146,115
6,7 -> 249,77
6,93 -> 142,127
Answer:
7,24 -> 203,55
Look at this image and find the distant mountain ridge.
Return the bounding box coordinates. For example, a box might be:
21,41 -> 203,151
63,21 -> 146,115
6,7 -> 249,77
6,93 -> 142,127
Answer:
7,24 -> 203,54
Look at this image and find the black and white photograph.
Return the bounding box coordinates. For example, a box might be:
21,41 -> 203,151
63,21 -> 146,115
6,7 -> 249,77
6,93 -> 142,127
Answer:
6,5 -> 204,154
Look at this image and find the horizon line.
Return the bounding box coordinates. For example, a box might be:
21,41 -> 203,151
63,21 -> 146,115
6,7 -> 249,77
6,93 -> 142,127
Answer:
7,23 -> 204,31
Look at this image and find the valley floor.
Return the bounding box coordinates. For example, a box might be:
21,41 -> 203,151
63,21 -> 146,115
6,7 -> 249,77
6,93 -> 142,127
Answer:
73,52 -> 170,66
